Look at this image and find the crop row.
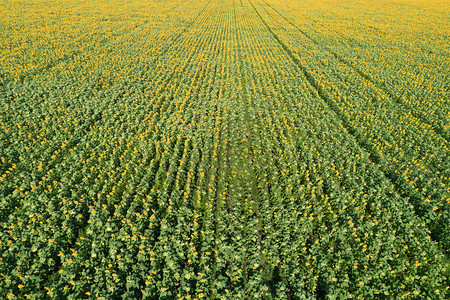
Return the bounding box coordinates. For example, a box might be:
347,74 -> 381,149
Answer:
251,0 -> 450,252
1,0 -> 448,299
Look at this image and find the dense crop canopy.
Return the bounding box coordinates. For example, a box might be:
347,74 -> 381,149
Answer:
0,0 -> 449,299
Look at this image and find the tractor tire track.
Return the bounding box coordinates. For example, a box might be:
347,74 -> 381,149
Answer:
247,0 -> 448,252
259,0 -> 449,142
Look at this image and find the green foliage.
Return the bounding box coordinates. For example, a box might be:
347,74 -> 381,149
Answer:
0,0 -> 448,299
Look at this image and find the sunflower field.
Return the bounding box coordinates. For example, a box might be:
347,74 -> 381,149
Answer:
0,0 -> 449,299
